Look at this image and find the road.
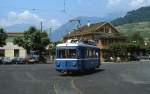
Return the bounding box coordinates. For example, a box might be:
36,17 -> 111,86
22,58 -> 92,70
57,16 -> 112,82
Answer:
0,62 -> 150,94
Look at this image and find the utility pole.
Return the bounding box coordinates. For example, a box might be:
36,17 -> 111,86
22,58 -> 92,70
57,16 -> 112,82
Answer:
40,21 -> 43,32
49,27 -> 52,40
63,0 -> 66,13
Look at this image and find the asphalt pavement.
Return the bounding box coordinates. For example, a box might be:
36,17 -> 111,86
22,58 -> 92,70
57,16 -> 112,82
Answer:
0,62 -> 150,94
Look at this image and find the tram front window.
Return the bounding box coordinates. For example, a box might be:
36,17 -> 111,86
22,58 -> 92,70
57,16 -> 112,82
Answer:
58,49 -> 76,58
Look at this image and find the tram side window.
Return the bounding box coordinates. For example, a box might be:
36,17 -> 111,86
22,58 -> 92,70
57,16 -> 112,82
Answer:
95,52 -> 99,58
88,49 -> 93,58
67,49 -> 76,58
93,50 -> 99,58
58,50 -> 66,58
85,48 -> 89,58
92,50 -> 96,58
85,48 -> 98,58
58,49 -> 76,58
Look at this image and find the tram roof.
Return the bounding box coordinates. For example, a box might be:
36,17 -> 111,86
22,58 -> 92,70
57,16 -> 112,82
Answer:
56,43 -> 98,48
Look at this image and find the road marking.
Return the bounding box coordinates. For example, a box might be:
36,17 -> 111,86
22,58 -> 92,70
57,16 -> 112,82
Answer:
71,79 -> 83,94
25,72 -> 37,81
53,80 -> 59,94
53,79 -> 83,94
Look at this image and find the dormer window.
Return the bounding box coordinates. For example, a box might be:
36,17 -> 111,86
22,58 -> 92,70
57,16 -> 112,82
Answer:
104,27 -> 109,33
109,28 -> 112,33
99,28 -> 104,32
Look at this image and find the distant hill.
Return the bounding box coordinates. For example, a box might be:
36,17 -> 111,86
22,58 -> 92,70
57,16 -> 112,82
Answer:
112,6 -> 150,26
116,21 -> 150,38
50,16 -> 111,41
3,16 -> 113,41
6,24 -> 39,32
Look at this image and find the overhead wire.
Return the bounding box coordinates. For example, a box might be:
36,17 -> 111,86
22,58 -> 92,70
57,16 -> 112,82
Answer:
0,1 -> 100,28
61,0 -> 74,18
0,1 -> 100,16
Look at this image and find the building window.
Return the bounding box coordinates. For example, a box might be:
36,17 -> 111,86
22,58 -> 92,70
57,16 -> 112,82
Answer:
109,28 -> 112,33
0,50 -> 5,57
98,28 -> 104,32
105,28 -> 109,33
95,40 -> 99,44
101,39 -> 106,45
99,40 -> 101,44
108,39 -> 113,44
14,49 -> 19,57
104,27 -> 106,33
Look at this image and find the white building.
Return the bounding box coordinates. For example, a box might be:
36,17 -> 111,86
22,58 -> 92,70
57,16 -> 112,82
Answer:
0,32 -> 27,58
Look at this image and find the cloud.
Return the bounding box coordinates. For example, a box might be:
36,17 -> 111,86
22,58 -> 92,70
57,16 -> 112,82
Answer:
128,0 -> 150,9
8,11 -> 17,18
0,10 -> 43,27
44,19 -> 61,29
130,0 -> 146,8
18,10 -> 43,22
107,0 -> 150,8
0,10 -> 61,29
106,0 -> 150,15
107,0 -> 121,6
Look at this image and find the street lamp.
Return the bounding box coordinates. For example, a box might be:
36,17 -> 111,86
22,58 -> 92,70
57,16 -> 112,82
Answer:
144,38 -> 149,46
144,42 -> 148,46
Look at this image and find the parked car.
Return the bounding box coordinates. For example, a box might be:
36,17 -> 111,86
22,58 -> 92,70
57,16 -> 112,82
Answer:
2,57 -> 14,64
0,57 -> 3,64
12,57 -> 26,64
129,55 -> 140,61
139,55 -> 150,61
28,51 -> 40,64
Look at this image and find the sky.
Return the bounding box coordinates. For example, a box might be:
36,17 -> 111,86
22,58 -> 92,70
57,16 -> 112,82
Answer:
0,0 -> 150,30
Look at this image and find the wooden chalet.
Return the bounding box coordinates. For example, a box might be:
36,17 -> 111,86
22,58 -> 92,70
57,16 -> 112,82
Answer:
63,22 -> 126,62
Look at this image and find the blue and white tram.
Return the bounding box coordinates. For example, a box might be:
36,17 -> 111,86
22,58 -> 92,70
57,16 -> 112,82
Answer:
55,40 -> 101,73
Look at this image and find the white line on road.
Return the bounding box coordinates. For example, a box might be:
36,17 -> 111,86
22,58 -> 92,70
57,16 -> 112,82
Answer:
53,79 -> 83,94
53,80 -> 59,94
71,79 -> 83,94
25,72 -> 37,81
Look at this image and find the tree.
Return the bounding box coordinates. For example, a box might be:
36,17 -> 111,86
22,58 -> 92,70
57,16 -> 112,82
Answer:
14,27 -> 34,53
129,32 -> 144,45
0,28 -> 7,47
109,43 -> 128,61
14,27 -> 50,61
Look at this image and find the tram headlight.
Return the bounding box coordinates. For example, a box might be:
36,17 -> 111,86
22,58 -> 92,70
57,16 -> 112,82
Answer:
72,62 -> 76,67
57,62 -> 60,67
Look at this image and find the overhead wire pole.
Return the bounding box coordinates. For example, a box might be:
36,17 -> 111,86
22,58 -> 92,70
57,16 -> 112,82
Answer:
40,21 -> 43,32
63,0 -> 66,13
49,27 -> 52,40
69,19 -> 81,40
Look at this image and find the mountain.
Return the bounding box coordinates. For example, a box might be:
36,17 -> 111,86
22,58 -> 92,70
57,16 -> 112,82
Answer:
112,6 -> 150,26
112,6 -> 150,38
5,24 -> 40,32
50,16 -> 111,41
116,21 -> 150,38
